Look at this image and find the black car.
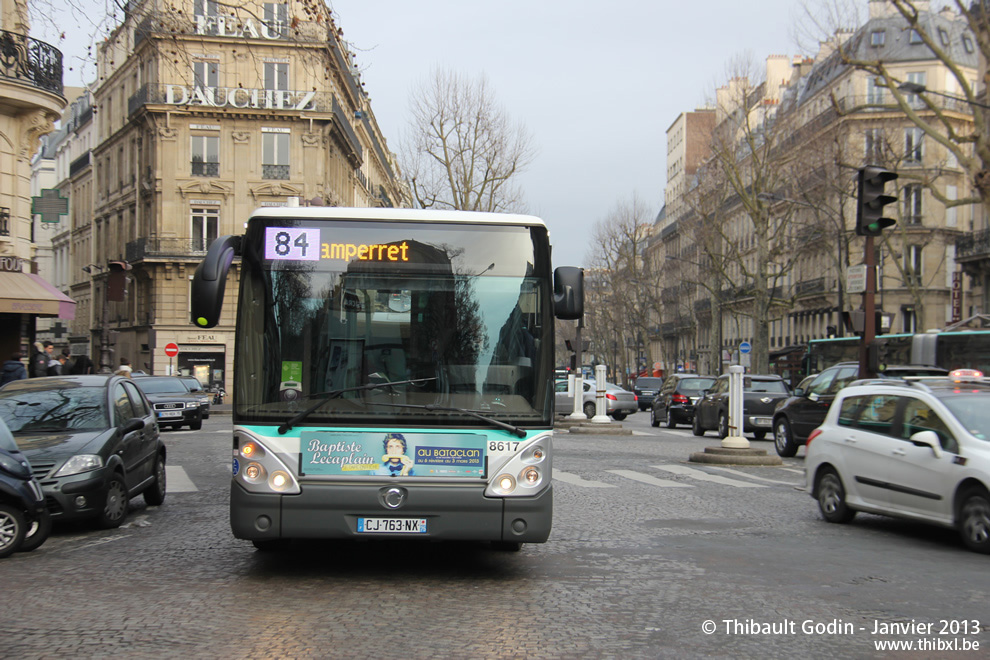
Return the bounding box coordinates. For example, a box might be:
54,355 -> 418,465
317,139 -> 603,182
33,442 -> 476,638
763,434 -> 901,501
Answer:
650,374 -> 716,428
0,415 -> 50,557
772,362 -> 950,457
693,374 -> 791,439
632,377 -> 665,411
178,376 -> 211,420
133,376 -> 205,430
0,375 -> 166,528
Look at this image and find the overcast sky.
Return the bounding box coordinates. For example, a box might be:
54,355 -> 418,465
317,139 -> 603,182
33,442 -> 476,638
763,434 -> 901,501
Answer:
41,0 -> 803,267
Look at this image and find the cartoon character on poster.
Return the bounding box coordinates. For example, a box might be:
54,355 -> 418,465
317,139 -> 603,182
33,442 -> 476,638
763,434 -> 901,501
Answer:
377,433 -> 414,476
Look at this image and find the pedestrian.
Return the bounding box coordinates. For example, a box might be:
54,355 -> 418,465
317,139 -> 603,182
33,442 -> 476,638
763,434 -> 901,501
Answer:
60,348 -> 74,373
29,341 -> 48,378
114,357 -> 133,378
0,352 -> 28,385
70,354 -> 95,375
47,353 -> 67,376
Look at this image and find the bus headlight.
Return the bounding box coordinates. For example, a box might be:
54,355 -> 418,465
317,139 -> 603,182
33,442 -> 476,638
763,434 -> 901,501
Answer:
244,463 -> 266,482
270,470 -> 291,492
233,433 -> 300,495
485,435 -> 552,498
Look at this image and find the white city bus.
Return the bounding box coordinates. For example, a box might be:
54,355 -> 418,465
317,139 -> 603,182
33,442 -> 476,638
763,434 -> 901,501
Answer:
191,207 -> 582,550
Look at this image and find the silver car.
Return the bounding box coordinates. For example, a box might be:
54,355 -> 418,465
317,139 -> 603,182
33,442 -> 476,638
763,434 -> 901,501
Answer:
554,379 -> 638,420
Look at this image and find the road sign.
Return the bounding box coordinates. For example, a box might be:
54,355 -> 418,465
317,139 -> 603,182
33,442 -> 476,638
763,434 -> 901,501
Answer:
739,341 -> 751,354
847,265 -> 867,294
164,343 -> 179,357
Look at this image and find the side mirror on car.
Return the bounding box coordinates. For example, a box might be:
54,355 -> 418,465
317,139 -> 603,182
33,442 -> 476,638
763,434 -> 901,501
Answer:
909,430 -> 943,459
122,418 -> 146,434
794,387 -> 805,397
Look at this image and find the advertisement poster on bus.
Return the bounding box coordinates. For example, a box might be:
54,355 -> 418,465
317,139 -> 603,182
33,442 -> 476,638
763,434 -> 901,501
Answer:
300,431 -> 487,477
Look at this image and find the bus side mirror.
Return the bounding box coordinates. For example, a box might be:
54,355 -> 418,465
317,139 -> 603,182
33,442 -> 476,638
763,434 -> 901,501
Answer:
553,266 -> 584,320
191,235 -> 241,328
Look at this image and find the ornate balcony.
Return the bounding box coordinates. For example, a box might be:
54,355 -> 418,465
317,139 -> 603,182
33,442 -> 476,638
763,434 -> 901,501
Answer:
957,229 -> 990,261
127,237 -> 213,262
0,29 -> 63,96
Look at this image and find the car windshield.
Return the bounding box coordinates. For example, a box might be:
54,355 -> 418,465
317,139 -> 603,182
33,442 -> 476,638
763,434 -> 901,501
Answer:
679,379 -> 714,393
182,378 -> 204,392
636,379 -> 663,389
939,392 -> 990,441
135,378 -> 189,394
0,385 -> 108,432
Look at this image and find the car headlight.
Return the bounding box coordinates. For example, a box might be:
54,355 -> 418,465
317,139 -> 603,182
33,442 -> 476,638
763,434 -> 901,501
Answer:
54,454 -> 104,477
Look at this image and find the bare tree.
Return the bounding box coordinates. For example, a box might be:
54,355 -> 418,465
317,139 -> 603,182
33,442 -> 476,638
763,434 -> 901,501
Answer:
402,67 -> 535,213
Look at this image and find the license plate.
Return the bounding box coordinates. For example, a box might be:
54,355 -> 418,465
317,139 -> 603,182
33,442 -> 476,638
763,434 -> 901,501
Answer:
752,417 -> 772,427
357,518 -> 427,534
157,411 -> 182,418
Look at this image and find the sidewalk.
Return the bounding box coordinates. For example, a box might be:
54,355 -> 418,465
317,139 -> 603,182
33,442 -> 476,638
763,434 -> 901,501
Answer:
210,403 -> 232,416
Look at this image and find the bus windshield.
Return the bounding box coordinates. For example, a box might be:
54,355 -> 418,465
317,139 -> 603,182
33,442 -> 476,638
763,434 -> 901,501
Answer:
235,218 -> 553,425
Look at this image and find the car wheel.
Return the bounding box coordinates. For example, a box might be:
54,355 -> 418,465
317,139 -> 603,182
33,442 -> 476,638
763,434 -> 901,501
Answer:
753,430 -> 767,440
144,453 -> 167,506
815,468 -> 856,524
0,503 -> 26,559
959,487 -> 990,554
717,412 -> 729,439
774,417 -> 798,457
190,418 -> 203,431
665,408 -> 677,429
98,474 -> 129,529
611,412 -> 626,421
583,402 -> 596,418
692,414 -> 705,436
650,407 -> 660,428
18,509 -> 51,553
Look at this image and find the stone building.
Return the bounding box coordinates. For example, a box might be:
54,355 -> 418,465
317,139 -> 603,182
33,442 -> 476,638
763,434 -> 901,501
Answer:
0,0 -> 71,359
58,0 -> 408,383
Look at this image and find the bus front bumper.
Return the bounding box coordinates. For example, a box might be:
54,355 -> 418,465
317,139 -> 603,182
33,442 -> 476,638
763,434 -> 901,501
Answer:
230,480 -> 552,544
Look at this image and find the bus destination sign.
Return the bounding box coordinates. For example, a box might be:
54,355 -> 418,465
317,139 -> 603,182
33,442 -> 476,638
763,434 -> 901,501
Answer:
264,227 -> 411,264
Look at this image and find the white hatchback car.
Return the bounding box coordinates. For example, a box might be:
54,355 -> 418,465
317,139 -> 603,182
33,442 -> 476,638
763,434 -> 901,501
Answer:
805,369 -> 990,554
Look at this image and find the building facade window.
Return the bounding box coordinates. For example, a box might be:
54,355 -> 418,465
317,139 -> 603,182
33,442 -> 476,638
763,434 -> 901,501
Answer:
264,3 -> 288,30
866,77 -> 884,105
191,135 -> 219,176
905,245 -> 923,286
871,30 -> 885,47
262,130 -> 290,180
193,60 -> 219,88
908,29 -> 923,44
865,128 -> 885,163
904,127 -> 924,164
905,71 -> 927,106
194,0 -> 218,18
192,207 -> 219,251
903,184 -> 923,224
264,62 -> 289,91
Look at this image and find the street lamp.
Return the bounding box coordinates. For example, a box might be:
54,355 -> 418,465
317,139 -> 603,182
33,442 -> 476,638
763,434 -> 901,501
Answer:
896,81 -> 990,110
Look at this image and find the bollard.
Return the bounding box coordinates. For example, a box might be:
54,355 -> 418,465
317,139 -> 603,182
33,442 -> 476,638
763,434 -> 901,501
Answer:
591,364 -> 610,423
722,365 -> 750,449
568,372 -> 587,419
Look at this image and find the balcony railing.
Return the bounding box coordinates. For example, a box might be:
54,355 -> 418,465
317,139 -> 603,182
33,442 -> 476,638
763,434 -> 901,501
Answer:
126,237 -> 216,261
191,161 -> 219,177
956,229 -> 990,261
262,164 -> 290,180
0,29 -> 63,96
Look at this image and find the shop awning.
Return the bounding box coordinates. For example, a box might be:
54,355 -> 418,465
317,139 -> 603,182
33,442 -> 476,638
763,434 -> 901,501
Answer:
0,271 -> 76,319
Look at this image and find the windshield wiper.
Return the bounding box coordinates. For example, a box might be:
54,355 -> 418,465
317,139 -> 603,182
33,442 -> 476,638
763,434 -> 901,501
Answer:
277,378 -> 436,435
370,402 -> 526,438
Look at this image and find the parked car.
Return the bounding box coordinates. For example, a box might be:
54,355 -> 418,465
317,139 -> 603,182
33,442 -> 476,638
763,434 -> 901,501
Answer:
773,362 -> 950,457
805,369 -> 990,554
178,376 -> 211,419
0,415 -> 50,557
693,374 -> 791,439
0,375 -> 166,528
650,374 -> 715,428
554,379 -> 638,420
132,376 -> 205,431
632,377 -> 665,411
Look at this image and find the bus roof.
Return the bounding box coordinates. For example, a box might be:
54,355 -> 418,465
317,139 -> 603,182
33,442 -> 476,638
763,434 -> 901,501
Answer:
248,206 -> 547,228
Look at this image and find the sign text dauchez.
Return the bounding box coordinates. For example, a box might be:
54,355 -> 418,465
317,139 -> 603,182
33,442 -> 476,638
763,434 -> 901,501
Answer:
165,85 -> 317,111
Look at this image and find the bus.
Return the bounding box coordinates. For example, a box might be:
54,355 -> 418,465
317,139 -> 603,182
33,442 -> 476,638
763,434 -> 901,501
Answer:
805,330 -> 990,376
191,207 -> 583,550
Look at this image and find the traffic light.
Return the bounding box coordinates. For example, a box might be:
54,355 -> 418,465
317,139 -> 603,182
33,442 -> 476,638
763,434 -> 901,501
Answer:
856,166 -> 898,236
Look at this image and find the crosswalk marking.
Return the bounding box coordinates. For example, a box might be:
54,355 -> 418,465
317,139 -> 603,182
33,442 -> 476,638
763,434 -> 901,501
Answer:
652,464 -> 765,488
607,469 -> 693,488
704,465 -> 803,486
553,469 -> 616,488
166,466 -> 198,492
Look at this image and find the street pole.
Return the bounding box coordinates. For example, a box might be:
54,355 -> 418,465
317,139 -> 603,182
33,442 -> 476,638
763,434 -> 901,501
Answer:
99,284 -> 112,374
859,235 -> 877,378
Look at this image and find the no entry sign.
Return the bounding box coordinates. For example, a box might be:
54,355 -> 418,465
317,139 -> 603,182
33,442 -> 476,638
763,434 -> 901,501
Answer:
164,343 -> 179,357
